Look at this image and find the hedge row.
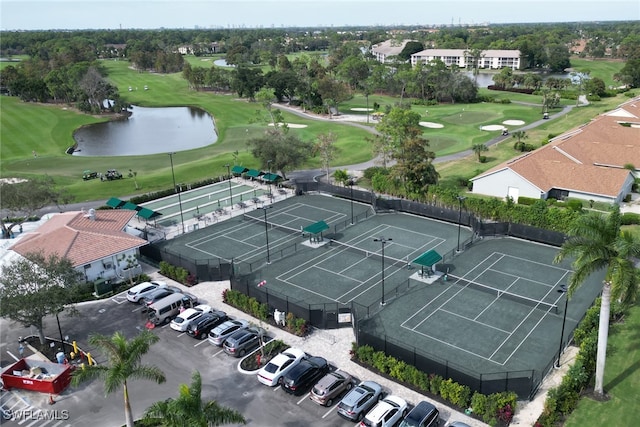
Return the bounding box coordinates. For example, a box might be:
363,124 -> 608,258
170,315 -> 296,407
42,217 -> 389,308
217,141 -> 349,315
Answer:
222,289 -> 308,337
351,343 -> 517,426
534,299 -> 626,426
158,261 -> 197,286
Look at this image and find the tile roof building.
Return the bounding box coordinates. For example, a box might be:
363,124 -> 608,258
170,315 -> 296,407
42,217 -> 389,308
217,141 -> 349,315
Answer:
10,209 -> 147,284
470,97 -> 640,204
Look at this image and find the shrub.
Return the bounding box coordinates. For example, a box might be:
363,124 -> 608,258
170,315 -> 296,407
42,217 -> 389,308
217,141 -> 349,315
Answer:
566,199 -> 583,212
429,374 -> 443,395
517,196 -> 538,206
470,392 -> 487,416
479,155 -> 487,163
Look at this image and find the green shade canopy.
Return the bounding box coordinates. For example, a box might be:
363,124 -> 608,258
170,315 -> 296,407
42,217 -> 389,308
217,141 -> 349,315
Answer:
246,169 -> 263,178
303,220 -> 329,235
122,201 -> 141,211
412,250 -> 442,267
137,207 -> 162,219
106,197 -> 125,208
262,172 -> 282,183
231,165 -> 248,174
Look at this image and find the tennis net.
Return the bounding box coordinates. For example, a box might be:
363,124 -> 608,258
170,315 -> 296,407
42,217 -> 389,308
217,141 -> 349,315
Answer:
242,214 -> 301,236
448,274 -> 558,312
329,239 -> 410,268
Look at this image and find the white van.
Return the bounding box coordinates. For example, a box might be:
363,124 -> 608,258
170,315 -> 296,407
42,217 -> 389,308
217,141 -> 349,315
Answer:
147,293 -> 197,325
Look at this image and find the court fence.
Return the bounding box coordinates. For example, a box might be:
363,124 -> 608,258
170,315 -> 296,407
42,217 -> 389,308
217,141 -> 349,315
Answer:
230,275 -> 352,329
139,244 -> 232,282
298,181 -> 567,247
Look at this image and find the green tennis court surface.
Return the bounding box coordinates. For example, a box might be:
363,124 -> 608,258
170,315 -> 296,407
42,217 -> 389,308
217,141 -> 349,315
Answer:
157,194 -> 603,382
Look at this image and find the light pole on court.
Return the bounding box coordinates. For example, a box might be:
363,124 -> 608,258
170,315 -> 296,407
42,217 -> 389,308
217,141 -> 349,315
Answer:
267,159 -> 273,199
456,196 -> 466,252
348,179 -> 355,225
373,237 -> 392,306
258,206 -> 272,264
555,285 -> 569,368
225,164 -> 233,209
167,152 -> 185,234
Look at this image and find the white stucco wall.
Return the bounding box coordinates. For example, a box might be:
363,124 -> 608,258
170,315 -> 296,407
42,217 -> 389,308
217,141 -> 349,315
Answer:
79,249 -> 141,284
471,169 -> 543,201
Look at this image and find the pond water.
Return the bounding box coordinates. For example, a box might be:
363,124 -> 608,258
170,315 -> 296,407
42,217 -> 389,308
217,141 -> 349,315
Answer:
72,106 -> 217,156
213,59 -> 235,67
468,71 -> 570,87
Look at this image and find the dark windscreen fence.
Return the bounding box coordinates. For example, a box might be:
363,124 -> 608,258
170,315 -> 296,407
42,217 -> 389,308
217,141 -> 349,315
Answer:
328,239 -> 411,269
242,213 -> 302,237
509,223 -> 567,246
447,274 -> 558,312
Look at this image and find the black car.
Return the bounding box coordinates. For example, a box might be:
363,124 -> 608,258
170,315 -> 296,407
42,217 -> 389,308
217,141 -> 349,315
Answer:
222,327 -> 266,357
281,356 -> 330,395
186,310 -> 228,339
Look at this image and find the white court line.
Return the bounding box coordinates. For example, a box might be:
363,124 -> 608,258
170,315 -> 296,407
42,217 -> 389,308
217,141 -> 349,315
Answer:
439,308 -> 511,334
402,251 -> 574,365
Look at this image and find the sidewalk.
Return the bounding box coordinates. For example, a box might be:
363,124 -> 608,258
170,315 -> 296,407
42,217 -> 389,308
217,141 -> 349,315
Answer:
145,267 -> 577,427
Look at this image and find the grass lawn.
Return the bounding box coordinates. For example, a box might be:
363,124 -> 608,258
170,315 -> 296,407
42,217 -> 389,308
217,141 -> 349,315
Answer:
0,57 -> 632,203
563,303 -> 640,427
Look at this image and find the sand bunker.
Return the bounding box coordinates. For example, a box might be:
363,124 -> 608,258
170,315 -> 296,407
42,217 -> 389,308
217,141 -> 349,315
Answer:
351,107 -> 374,112
419,121 -> 444,129
503,119 -> 525,126
268,123 -> 308,128
480,125 -> 507,131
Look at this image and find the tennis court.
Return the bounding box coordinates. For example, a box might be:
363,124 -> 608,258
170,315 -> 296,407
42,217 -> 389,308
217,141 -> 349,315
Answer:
360,237 -> 604,376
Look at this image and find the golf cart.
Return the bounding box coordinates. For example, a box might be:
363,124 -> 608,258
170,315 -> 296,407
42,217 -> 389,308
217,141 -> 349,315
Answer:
102,169 -> 123,181
83,170 -> 99,180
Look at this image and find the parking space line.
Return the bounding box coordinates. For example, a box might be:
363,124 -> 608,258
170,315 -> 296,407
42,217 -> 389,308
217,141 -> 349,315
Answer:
211,349 -> 225,357
6,350 -> 19,362
193,340 -> 208,347
296,393 -> 311,405
321,404 -> 338,418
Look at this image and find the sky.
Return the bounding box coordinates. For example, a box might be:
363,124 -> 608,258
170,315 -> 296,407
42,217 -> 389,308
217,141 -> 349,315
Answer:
1,0 -> 639,31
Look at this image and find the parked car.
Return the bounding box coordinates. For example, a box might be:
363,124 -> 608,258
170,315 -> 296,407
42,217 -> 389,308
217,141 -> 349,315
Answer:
126,281 -> 167,303
309,369 -> 354,407
447,422 -> 470,427
169,304 -> 213,332
337,380 -> 384,422
142,285 -> 182,306
257,347 -> 307,386
222,327 -> 267,358
208,319 -> 249,347
360,395 -> 408,427
281,356 -> 330,395
147,293 -> 198,326
399,401 -> 440,427
186,310 -> 228,339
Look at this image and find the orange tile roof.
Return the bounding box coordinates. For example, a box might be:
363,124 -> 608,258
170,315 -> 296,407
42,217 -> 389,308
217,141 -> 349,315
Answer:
473,97 -> 640,197
10,210 -> 147,267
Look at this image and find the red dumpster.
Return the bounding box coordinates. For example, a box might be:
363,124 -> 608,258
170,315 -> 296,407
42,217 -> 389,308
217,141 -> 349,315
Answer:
1,358 -> 73,394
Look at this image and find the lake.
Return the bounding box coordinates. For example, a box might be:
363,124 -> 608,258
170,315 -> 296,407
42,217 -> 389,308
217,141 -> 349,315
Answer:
72,105 -> 217,156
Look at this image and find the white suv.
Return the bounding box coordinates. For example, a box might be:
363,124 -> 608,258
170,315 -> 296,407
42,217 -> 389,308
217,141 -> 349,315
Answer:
360,395 -> 408,427
126,281 -> 166,303
170,304 -> 212,332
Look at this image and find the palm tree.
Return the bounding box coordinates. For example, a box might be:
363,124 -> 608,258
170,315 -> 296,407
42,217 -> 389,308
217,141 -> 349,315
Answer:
554,205 -> 640,398
71,330 -> 166,427
512,131 -> 528,152
471,143 -> 488,162
142,371 -> 246,426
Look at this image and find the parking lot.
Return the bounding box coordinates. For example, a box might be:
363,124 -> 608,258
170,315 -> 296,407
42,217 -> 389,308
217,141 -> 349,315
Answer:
1,289 -> 359,427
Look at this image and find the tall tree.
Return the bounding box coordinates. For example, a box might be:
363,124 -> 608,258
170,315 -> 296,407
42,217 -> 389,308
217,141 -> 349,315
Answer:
0,251 -> 83,345
0,176 -> 72,239
71,330 -> 166,427
314,132 -> 338,183
247,129 -> 315,180
142,370 -> 245,427
554,205 -> 640,398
